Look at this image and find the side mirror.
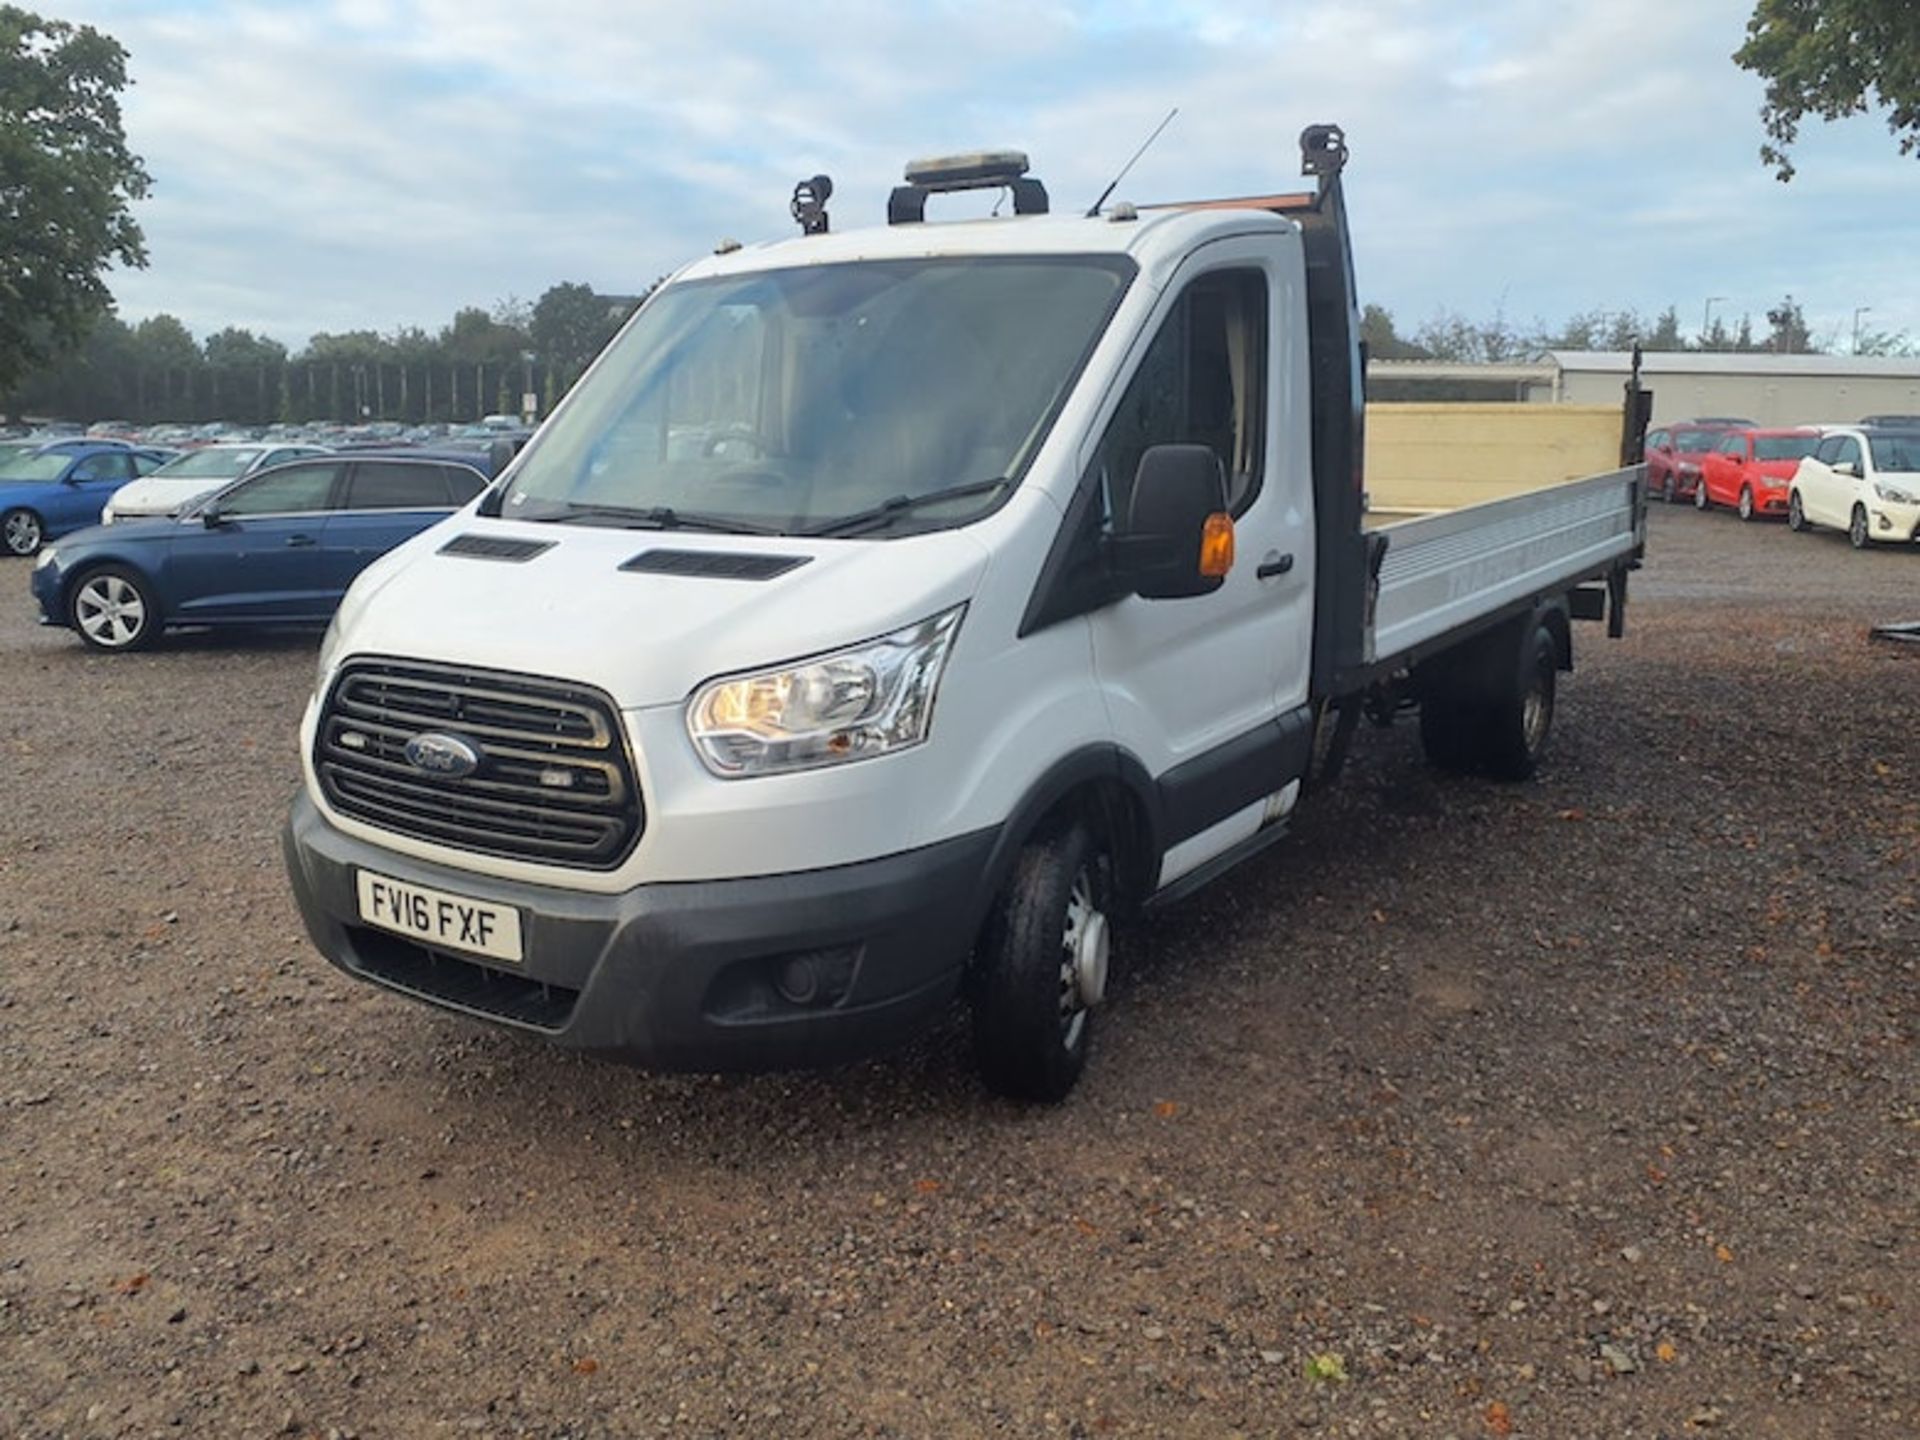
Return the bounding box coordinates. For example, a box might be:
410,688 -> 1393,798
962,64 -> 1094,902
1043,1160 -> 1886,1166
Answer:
1110,444 -> 1234,600
1834,460 -> 1859,478
200,507 -> 229,528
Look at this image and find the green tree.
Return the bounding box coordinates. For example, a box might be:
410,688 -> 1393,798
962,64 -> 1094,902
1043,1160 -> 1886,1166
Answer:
131,313 -> 199,419
1735,0 -> 1920,179
1359,303 -> 1430,360
532,281 -> 623,389
0,6 -> 150,400
1765,295 -> 1818,353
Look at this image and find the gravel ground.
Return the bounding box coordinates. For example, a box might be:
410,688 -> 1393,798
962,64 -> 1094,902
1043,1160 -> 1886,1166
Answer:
2,504 -> 1915,1439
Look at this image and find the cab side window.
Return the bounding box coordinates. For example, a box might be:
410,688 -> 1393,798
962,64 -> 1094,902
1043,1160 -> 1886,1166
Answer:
1092,269 -> 1267,524
1832,437 -> 1863,471
219,462 -> 341,516
1813,437 -> 1842,465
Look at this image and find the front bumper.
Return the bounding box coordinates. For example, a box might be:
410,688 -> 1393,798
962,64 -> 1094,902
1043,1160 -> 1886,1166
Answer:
283,789 -> 994,1071
29,556 -> 65,626
1866,500 -> 1920,543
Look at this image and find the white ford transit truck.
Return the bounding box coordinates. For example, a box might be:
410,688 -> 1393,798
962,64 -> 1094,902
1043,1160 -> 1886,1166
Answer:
285,127 -> 1645,1100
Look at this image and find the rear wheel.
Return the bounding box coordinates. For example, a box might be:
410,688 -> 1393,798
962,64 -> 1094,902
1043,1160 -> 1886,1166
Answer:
970,820 -> 1111,1102
69,565 -> 159,652
2,507 -> 43,556
1787,490 -> 1807,532
1850,504 -> 1870,549
1738,485 -> 1756,521
1480,623 -> 1559,781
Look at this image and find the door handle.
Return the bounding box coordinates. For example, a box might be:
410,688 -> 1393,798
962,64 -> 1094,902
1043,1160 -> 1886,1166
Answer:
284,534 -> 316,547
1257,551 -> 1294,579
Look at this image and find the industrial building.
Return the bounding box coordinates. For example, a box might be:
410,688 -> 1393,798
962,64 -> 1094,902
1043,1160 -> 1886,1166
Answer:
1370,351 -> 1920,427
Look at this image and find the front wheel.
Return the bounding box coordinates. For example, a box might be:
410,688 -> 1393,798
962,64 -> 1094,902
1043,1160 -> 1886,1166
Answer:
1787,491 -> 1807,532
1850,504 -> 1870,550
1661,472 -> 1677,504
1738,486 -> 1756,521
70,565 -> 159,652
1693,479 -> 1711,512
2,507 -> 44,556
970,821 -> 1112,1102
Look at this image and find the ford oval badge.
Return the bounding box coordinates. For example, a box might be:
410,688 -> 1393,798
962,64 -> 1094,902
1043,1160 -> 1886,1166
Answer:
404,731 -> 481,779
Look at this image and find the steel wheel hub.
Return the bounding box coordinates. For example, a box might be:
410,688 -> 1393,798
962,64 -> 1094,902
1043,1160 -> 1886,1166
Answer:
1057,867 -> 1108,1047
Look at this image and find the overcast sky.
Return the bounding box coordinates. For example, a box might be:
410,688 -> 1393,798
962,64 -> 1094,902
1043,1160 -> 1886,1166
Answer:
62,0 -> 1920,352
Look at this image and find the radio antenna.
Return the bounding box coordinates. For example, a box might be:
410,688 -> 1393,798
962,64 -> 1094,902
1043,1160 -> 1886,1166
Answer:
1086,107 -> 1179,217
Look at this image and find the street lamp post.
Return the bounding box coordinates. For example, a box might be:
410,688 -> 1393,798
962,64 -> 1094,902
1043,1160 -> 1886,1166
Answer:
1702,296 -> 1728,350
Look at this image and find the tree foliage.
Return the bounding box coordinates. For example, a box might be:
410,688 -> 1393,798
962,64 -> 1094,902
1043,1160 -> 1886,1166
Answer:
0,6 -> 150,395
1735,0 -> 1920,179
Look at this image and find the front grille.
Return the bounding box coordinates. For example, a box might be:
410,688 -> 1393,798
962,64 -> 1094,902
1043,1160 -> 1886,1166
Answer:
317,657 -> 642,869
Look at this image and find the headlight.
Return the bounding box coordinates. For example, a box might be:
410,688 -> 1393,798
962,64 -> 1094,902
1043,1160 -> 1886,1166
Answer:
687,605 -> 965,777
1874,481 -> 1917,505
34,546 -> 58,571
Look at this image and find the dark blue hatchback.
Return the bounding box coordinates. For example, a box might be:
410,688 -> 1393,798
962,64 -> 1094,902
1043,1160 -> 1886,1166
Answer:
31,452 -> 489,652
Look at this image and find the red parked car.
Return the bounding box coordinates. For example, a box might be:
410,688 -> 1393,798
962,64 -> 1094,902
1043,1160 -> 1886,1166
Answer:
1693,427 -> 1821,520
1646,422 -> 1740,503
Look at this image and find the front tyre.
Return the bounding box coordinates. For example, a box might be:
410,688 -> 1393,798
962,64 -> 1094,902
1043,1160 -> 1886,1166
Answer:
1787,490 -> 1807,532
1850,504 -> 1870,550
1738,485 -> 1756,521
1693,479 -> 1711,512
2,507 -> 44,556
970,821 -> 1111,1102
70,565 -> 159,652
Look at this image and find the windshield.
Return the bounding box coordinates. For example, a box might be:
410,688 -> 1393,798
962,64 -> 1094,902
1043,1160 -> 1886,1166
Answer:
1869,432 -> 1920,472
153,447 -> 263,479
0,452 -> 70,482
1672,428 -> 1722,451
1755,436 -> 1818,461
503,256 -> 1133,534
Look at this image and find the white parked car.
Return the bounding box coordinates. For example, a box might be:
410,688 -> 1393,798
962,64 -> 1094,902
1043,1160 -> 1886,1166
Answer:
1788,428 -> 1920,548
101,442 -> 329,524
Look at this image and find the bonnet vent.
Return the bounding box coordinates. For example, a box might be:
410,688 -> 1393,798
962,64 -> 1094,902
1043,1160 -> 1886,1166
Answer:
438,534 -> 555,562
619,549 -> 811,581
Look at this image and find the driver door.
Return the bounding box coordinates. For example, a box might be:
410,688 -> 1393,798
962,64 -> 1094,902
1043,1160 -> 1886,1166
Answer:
59,451 -> 137,529
1084,243 -> 1311,887
167,461 -> 345,621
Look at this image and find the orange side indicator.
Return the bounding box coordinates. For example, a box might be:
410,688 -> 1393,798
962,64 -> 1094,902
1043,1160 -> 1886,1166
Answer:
1199,512 -> 1235,577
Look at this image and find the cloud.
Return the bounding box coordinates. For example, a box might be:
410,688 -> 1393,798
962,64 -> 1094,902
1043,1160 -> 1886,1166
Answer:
59,0 -> 1920,349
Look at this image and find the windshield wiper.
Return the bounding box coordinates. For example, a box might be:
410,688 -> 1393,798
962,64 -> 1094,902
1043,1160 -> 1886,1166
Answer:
542,503 -> 781,535
804,477 -> 1012,538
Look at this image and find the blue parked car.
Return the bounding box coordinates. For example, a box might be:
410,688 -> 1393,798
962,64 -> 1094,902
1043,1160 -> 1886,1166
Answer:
31,451 -> 490,652
0,443 -> 175,555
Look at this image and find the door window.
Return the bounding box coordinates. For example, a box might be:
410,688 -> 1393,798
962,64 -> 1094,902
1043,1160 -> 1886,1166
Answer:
72,452 -> 134,482
1646,429 -> 1669,451
218,463 -> 342,515
343,462 -> 454,510
1831,436 -> 1864,471
1092,269 -> 1268,523
1814,436 -> 1843,465
440,465 -> 487,503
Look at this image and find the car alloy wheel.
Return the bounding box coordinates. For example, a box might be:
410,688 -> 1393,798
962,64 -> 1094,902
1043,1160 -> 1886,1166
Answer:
1738,486 -> 1755,521
71,567 -> 157,651
1787,491 -> 1806,532
1693,480 -> 1710,512
2,507 -> 42,556
1850,505 -> 1869,550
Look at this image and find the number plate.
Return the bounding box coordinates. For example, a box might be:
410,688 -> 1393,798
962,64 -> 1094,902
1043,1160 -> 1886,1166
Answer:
355,870 -> 524,964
